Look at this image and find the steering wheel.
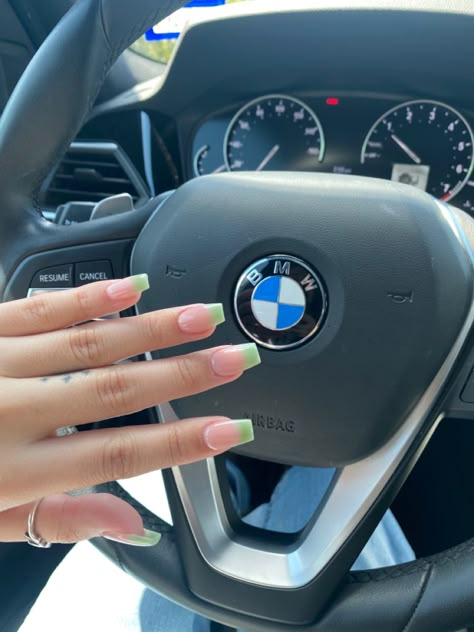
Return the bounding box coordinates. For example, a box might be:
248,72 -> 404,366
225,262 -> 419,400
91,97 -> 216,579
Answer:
2,1 -> 474,630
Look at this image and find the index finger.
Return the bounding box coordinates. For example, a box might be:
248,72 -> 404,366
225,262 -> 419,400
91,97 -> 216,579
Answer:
0,274 -> 150,337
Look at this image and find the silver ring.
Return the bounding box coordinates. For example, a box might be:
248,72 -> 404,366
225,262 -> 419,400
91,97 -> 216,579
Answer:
24,498 -> 51,548
55,425 -> 78,437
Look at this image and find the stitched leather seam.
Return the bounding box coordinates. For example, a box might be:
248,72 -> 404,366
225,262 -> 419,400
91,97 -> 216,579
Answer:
30,1 -> 185,206
31,2 -> 109,205
99,0 -> 113,52
347,537 -> 474,585
429,539 -> 474,567
101,480 -> 173,533
402,562 -> 433,632
106,539 -> 127,573
347,559 -> 430,583
110,3 -> 184,59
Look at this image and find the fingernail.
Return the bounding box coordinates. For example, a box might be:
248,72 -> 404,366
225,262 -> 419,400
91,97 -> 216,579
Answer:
211,343 -> 261,377
178,303 -> 225,334
101,528 -> 161,547
106,274 -> 150,300
204,419 -> 254,451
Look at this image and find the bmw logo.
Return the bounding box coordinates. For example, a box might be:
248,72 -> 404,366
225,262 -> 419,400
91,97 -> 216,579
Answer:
234,255 -> 327,350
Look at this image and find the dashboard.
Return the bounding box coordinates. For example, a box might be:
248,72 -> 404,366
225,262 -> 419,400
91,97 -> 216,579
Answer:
190,93 -> 474,211
145,3 -> 474,219
5,1 -> 474,218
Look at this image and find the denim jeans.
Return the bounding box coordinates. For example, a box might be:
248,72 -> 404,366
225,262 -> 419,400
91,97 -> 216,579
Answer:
21,466 -> 414,632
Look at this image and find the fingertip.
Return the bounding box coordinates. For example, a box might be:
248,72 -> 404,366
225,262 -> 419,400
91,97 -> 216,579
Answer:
101,529 -> 162,547
106,275 -> 149,303
203,419 -> 254,452
177,303 -> 225,335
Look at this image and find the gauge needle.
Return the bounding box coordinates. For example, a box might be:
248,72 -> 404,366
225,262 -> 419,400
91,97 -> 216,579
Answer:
391,134 -> 422,164
212,164 -> 226,174
256,144 -> 280,171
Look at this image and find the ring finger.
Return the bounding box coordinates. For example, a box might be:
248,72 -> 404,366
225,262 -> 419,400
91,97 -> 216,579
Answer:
7,343 -> 261,437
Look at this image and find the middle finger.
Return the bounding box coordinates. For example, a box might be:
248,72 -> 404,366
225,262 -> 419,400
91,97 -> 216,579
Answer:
0,303 -> 226,378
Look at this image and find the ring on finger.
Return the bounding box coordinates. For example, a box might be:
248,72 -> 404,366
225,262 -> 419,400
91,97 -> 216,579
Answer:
24,498 -> 51,548
55,425 -> 78,437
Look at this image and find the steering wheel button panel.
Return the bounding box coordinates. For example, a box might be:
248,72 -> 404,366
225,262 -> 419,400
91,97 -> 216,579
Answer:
6,242 -> 134,303
30,264 -> 73,288
27,288 -> 71,298
75,260 -> 113,286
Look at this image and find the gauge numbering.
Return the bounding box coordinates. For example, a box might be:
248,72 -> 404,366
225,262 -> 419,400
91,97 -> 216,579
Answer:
361,99 -> 474,201
224,94 -> 325,172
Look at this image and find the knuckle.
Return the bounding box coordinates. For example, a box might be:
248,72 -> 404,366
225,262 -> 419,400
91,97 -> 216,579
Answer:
67,325 -> 103,365
93,369 -> 137,415
97,431 -> 140,481
164,422 -> 189,466
72,286 -> 94,321
52,499 -> 82,543
23,294 -> 52,325
140,313 -> 165,346
172,356 -> 201,393
55,524 -> 82,543
51,516 -> 83,544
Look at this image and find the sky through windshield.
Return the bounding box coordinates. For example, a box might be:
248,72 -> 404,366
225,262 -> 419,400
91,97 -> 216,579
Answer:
131,0 -> 260,63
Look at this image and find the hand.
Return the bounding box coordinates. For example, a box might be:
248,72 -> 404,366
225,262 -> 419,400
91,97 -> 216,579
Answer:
0,275 -> 259,546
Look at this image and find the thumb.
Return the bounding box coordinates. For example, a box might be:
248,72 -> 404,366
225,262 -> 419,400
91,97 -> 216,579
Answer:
0,494 -> 161,546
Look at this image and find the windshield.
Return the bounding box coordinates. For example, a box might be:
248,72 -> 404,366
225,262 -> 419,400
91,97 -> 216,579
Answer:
131,0 -> 262,63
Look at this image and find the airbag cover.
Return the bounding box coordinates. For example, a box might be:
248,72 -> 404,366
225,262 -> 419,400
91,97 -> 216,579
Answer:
132,173 -> 472,466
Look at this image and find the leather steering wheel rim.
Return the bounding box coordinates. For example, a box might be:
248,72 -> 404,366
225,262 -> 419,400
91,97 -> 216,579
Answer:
1,1 -> 474,630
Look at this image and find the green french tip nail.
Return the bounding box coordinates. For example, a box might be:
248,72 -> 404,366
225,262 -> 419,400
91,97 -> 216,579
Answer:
236,419 -> 255,445
131,273 -> 150,293
207,303 -> 225,327
239,343 -> 261,370
101,528 -> 161,547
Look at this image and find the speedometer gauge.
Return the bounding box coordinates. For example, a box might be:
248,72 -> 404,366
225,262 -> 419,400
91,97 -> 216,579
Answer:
361,100 -> 474,201
224,95 -> 325,172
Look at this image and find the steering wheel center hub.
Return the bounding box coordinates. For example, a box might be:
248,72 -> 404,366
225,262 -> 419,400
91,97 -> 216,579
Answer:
132,172 -> 471,467
234,254 -> 327,349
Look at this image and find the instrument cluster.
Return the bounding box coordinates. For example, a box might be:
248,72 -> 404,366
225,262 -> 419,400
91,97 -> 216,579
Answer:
190,94 -> 474,212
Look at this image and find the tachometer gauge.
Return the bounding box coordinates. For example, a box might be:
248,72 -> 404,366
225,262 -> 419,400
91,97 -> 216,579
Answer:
224,95 -> 325,172
361,100 -> 474,201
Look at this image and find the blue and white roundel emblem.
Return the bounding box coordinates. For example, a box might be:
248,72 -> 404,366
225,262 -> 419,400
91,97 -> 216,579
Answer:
251,276 -> 306,331
234,255 -> 327,350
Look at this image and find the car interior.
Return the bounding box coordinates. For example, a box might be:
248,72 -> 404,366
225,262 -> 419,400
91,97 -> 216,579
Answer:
1,1 -> 474,630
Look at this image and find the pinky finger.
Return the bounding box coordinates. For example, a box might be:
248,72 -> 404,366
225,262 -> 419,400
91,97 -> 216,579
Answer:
0,494 -> 161,546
